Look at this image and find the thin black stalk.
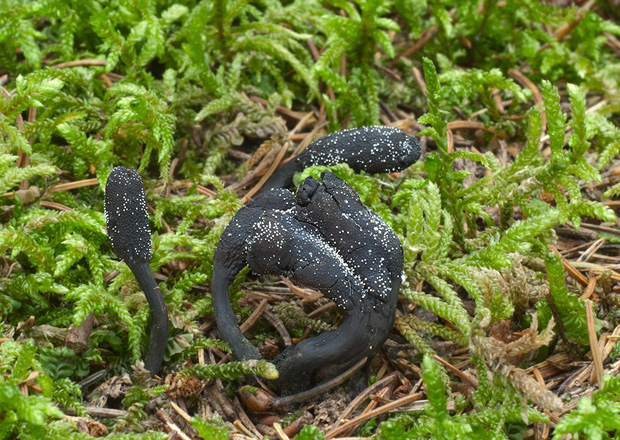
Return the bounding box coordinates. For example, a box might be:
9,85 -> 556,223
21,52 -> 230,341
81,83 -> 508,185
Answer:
128,260 -> 169,375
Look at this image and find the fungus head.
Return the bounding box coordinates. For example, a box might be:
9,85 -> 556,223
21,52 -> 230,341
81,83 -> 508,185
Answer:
301,126 -> 422,174
105,166 -> 151,263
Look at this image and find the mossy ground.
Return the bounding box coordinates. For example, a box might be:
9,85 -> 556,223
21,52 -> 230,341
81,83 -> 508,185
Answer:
1,1 -> 620,439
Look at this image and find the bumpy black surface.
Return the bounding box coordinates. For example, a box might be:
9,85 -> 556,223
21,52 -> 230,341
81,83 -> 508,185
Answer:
212,171 -> 404,393
105,167 -> 151,263
105,166 -> 169,376
261,126 -> 421,192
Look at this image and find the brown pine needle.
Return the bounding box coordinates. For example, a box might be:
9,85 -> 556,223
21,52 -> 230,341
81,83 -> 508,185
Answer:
432,354 -> 478,387
49,178 -> 99,193
585,299 -> 604,388
325,392 -> 424,439
579,273 -> 598,300
242,141 -> 290,203
557,250 -> 589,287
239,299 -> 269,334
51,59 -> 107,69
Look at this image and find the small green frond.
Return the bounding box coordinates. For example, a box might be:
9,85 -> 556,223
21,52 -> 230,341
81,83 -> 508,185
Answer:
540,80 -> 567,157
567,83 -> 589,159
510,108 -> 543,172
421,266 -> 465,310
195,95 -> 238,122
53,233 -> 90,278
191,415 -> 229,440
603,181 -> 620,199
9,339 -> 38,382
1,74 -> 64,121
566,159 -> 601,183
0,163 -> 57,195
545,252 -> 588,345
401,289 -> 471,337
422,355 -> 448,423
1,123 -> 32,153
553,374 -> 620,439
394,315 -> 436,357
183,359 -> 279,381
400,315 -> 467,346
439,264 -> 484,308
597,140 -> 620,170
573,200 -> 616,224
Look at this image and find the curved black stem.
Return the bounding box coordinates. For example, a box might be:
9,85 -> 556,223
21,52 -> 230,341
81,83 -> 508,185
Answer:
271,307 -> 372,393
212,256 -> 395,394
211,257 -> 262,361
213,248 -> 372,392
211,189 -> 295,362
128,260 -> 169,375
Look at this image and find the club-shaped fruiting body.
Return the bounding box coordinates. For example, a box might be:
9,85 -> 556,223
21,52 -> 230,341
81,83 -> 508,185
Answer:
213,126 -> 422,394
212,171 -> 403,394
105,166 -> 169,376
261,126 -> 421,192
105,167 -> 151,263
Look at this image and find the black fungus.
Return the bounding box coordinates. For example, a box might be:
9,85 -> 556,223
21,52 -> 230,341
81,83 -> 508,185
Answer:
105,167 -> 151,263
261,126 -> 421,192
212,171 -> 404,393
105,166 -> 169,376
213,126 -> 422,394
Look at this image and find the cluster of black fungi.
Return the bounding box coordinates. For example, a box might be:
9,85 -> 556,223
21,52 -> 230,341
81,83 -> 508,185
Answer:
105,126 -> 421,395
